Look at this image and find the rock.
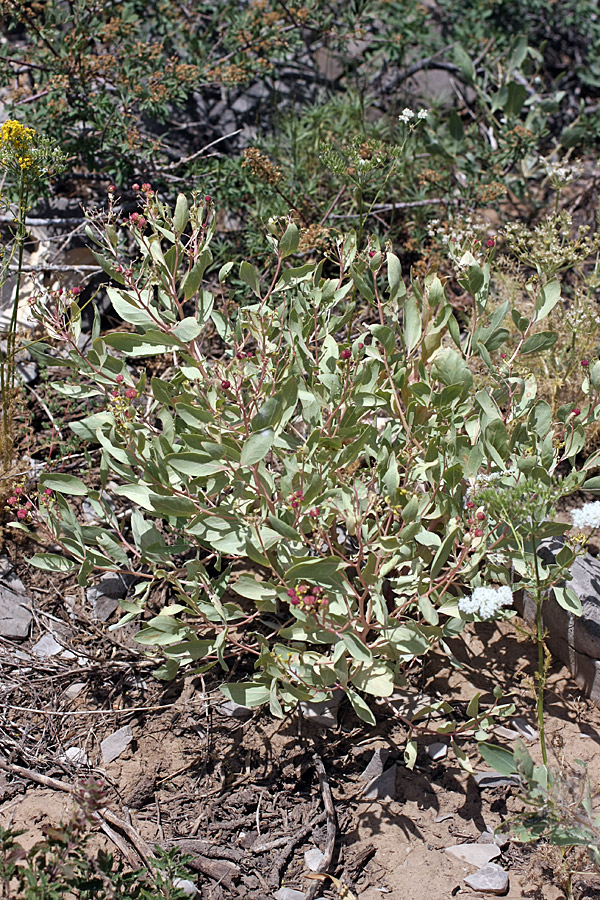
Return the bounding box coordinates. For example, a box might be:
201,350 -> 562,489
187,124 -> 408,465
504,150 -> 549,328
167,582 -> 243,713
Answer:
63,682 -> 86,700
59,747 -> 90,766
464,862 -> 509,894
32,634 -> 65,658
299,690 -> 342,728
304,847 -> 325,871
273,890 -> 306,900
493,725 -> 521,741
87,572 -> 132,602
445,843 -> 501,867
427,742 -> 448,761
475,771 -> 521,790
362,764 -> 397,800
510,717 -> 537,740
92,595 -> 119,622
100,725 -> 133,764
172,879 -> 198,898
358,748 -> 390,781
516,539 -> 600,704
478,828 -> 509,849
0,582 -> 32,639
217,700 -> 253,720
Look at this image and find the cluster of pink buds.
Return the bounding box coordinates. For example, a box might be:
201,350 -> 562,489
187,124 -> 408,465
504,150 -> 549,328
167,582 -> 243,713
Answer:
127,212 -> 147,229
109,377 -> 138,420
290,489 -> 304,510
286,583 -> 328,612
340,347 -> 352,360
463,502 -> 486,547
5,485 -> 34,521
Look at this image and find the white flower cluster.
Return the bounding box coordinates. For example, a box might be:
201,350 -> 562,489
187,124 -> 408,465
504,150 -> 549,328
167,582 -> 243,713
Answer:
399,108 -> 429,124
541,157 -> 583,185
458,585 -> 513,619
572,501 -> 600,530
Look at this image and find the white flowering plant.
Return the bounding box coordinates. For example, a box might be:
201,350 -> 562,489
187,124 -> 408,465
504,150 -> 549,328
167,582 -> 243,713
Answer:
16,185 -> 600,771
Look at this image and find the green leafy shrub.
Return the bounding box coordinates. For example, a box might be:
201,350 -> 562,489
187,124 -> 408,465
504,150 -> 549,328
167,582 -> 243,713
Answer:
17,188 -> 600,754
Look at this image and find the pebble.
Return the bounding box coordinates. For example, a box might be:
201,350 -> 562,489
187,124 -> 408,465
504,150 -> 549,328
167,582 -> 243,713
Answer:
32,634 -> 71,658
273,889 -> 306,900
359,748 -> 390,781
475,771 -> 521,790
304,847 -> 325,871
217,700 -> 253,720
59,747 -> 90,766
445,843 -> 501,867
100,725 -> 133,764
362,764 -> 397,800
427,742 -> 448,761
510,717 -> 537,740
464,862 -> 509,895
172,879 -> 198,898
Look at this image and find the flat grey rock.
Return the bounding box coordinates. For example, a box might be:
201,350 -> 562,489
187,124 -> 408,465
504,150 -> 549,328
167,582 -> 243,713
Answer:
87,573 -> 132,602
0,583 -> 32,639
427,741 -> 448,761
475,771 -> 521,790
100,725 -> 133,764
218,700 -> 253,720
359,748 -> 390,781
464,862 -> 509,894
362,764 -> 397,800
299,691 -> 342,728
304,847 -> 325,871
478,828 -> 509,849
273,890 -> 306,900
445,843 -> 501,867
92,595 -> 119,622
510,717 -> 537,740
32,634 -> 64,657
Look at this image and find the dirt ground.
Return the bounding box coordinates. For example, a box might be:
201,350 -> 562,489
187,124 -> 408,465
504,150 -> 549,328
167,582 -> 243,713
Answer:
2,537 -> 600,900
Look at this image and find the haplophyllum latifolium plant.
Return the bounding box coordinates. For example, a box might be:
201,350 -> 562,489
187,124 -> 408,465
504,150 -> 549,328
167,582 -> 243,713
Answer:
19,187 -> 600,756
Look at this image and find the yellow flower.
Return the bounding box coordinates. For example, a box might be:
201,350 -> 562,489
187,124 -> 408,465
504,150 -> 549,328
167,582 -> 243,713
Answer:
0,119 -> 36,156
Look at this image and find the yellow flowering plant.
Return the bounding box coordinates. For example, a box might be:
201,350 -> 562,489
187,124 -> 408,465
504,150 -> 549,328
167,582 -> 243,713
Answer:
0,119 -> 66,468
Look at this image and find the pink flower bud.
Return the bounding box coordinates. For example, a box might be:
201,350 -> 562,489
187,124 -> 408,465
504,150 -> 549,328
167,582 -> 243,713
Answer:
116,374 -> 124,383
132,183 -> 140,190
14,486 -> 22,495
582,359 -> 589,367
486,238 -> 495,247
340,349 -> 351,360
204,196 -> 212,203
7,496 -> 17,506
573,407 -> 581,415
125,388 -> 137,399
71,286 -> 82,295
16,509 -> 27,520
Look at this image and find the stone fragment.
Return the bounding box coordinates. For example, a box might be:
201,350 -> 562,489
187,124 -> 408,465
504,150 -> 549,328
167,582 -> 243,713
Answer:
362,764 -> 397,800
445,843 -> 501,867
478,828 -> 509,849
464,862 -> 509,895
358,748 -> 390,781
299,691 -> 342,728
304,847 -> 325,872
0,583 -> 32,639
100,725 -> 133,764
510,717 -> 537,740
32,634 -> 64,657
493,725 -> 521,741
383,690 -> 432,720
172,879 -> 198,897
92,595 -> 119,622
475,771 -> 521,790
217,700 -> 253,720
59,747 -> 90,766
273,890 -> 306,900
427,742 -> 448,761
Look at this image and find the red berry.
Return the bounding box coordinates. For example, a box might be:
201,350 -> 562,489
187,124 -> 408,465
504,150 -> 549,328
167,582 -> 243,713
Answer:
582,359 -> 589,367
368,250 -> 376,258
340,348 -> 351,360
204,196 -> 212,203
71,286 -> 82,295
116,374 -> 124,383
291,500 -> 299,509
573,407 -> 581,415
486,238 -> 495,247
474,528 -> 484,537
466,500 -> 475,509
476,511 -> 485,521
286,588 -> 296,598
500,353 -> 507,359
289,596 -> 300,606
220,380 -> 231,390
